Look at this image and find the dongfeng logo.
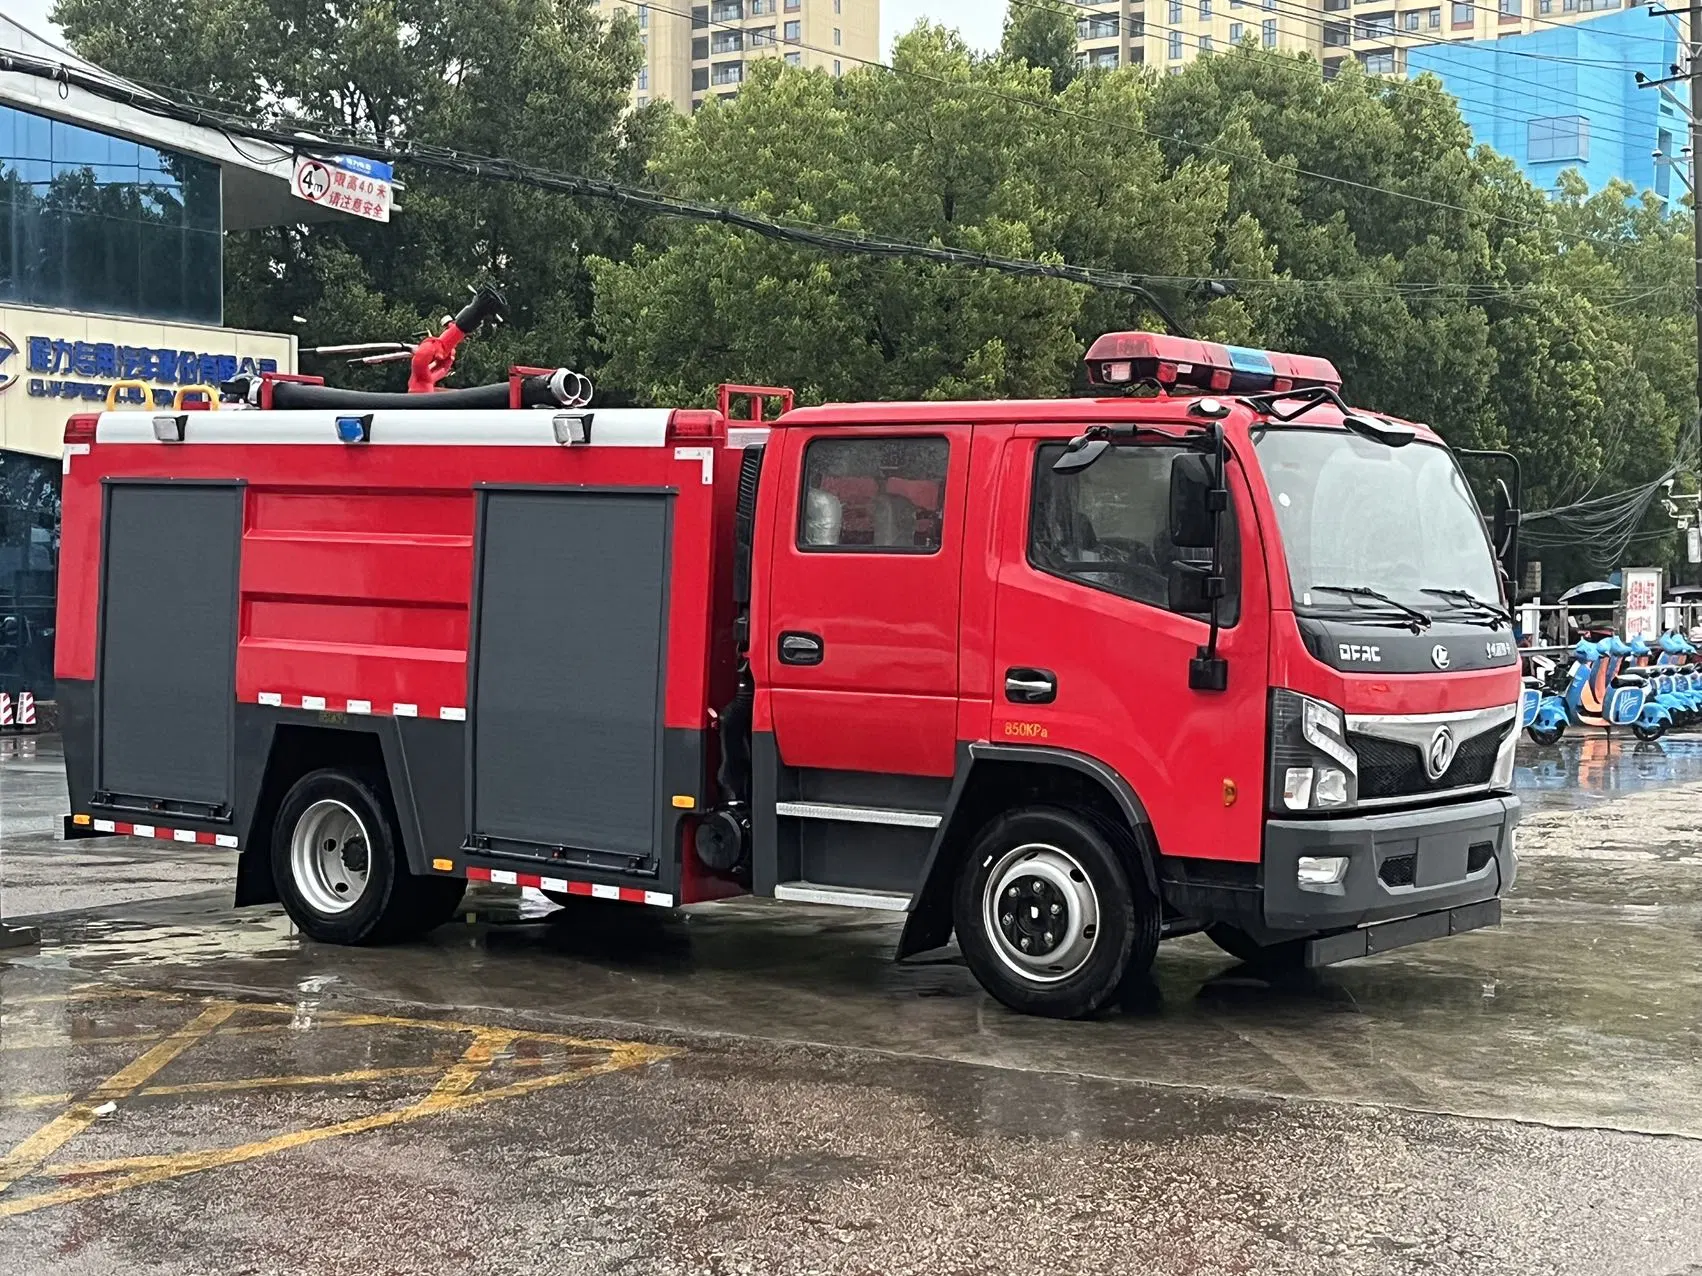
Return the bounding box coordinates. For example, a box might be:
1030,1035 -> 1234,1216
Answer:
1425,726 -> 1458,780
1431,644 -> 1451,670
0,331 -> 17,393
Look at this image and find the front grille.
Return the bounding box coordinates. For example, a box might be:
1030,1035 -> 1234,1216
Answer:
1379,853 -> 1416,887
1350,728 -> 1503,800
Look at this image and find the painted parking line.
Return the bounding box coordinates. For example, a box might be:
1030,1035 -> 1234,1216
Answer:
0,988 -> 679,1218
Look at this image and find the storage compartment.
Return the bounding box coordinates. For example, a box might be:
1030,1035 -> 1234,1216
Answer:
96,481 -> 243,816
465,487 -> 673,869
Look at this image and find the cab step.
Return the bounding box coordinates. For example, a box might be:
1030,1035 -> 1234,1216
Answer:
771,881 -> 912,911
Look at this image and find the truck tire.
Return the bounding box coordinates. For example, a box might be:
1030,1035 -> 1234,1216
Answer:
953,806 -> 1159,1019
272,768 -> 429,945
1205,923 -> 1309,971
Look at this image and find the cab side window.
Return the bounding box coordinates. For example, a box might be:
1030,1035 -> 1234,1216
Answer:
1030,442 -> 1240,624
798,437 -> 949,553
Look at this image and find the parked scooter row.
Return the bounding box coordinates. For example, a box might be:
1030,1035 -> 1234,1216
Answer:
1521,631 -> 1702,745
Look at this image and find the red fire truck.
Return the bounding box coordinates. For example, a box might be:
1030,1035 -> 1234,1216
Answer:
56,332 -> 1522,1018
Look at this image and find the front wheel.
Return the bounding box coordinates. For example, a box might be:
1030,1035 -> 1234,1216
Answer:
952,807 -> 1158,1019
1527,721 -> 1565,746
1633,719 -> 1667,742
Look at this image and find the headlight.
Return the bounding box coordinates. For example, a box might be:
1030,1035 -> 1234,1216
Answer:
1270,689 -> 1359,812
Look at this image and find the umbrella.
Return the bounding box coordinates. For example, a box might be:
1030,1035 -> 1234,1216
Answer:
1669,584 -> 1702,598
1558,580 -> 1620,603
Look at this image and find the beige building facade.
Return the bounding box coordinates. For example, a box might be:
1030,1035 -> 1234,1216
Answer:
0,305 -> 295,461
598,0 -> 880,112
1072,0 -> 1631,78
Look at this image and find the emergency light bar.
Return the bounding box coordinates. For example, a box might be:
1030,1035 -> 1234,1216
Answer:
1085,332 -> 1342,395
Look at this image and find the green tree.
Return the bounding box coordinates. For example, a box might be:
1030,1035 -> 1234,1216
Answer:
54,0 -> 664,386
592,25 -> 1238,405
1000,0 -> 1078,95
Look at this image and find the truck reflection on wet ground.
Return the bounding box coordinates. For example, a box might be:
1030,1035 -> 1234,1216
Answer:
1516,730 -> 1702,810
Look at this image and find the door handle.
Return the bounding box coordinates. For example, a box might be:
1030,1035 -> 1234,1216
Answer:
1004,668 -> 1057,704
779,632 -> 824,666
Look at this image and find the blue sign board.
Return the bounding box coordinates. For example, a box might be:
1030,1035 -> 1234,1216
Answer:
334,154 -> 394,183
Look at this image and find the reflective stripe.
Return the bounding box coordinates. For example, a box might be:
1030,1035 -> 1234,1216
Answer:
78,819 -> 238,850
462,864 -> 672,907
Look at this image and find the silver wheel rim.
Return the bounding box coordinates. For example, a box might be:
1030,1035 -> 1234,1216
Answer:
289,799 -> 372,915
981,842 -> 1100,984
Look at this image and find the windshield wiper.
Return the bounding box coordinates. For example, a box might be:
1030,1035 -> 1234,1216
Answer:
1306,584 -> 1433,632
1420,587 -> 1512,626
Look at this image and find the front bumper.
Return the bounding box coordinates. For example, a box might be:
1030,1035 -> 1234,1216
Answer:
1263,792 -> 1520,933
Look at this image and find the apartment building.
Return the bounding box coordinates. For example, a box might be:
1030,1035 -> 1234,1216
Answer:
1072,0 -> 1658,81
597,0 -> 879,112
1071,0 -> 1676,192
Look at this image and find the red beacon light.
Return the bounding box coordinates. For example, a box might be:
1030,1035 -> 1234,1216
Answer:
1085,331 -> 1341,396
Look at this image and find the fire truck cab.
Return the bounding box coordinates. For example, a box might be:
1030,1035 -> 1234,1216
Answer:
56,334 -> 1521,1019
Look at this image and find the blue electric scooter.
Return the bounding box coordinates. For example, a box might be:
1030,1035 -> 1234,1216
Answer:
1526,638 -> 1659,744
1628,634 -> 1700,727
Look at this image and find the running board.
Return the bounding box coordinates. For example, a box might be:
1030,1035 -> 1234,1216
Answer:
773,801 -> 941,829
772,882 -> 913,911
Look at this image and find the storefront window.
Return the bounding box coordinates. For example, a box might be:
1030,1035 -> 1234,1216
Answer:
0,449 -> 59,700
0,104 -> 222,325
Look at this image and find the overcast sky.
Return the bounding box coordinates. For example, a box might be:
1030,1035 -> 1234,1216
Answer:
885,1 -> 1007,51
9,0 -> 1009,56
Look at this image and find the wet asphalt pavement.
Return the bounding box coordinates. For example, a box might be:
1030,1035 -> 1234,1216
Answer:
3,733 -> 1702,1274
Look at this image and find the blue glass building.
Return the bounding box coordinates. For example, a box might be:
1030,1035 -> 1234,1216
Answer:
0,103 -> 223,326
1407,8 -> 1683,197
0,15 -> 339,703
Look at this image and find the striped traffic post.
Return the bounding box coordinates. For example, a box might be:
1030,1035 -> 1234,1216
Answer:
0,691 -> 38,946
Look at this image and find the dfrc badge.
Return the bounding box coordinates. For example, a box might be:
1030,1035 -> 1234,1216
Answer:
1338,643 -> 1381,663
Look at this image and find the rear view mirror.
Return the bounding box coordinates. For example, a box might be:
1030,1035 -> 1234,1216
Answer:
1169,452 -> 1217,548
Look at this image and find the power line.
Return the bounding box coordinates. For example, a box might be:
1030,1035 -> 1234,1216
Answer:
1051,0 -> 1674,132
1113,6 -> 1660,153
0,42 -> 1673,310
1061,0 -> 1677,49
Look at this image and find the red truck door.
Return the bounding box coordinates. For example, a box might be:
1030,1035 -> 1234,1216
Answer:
764,425 -> 970,777
988,427 -> 1271,864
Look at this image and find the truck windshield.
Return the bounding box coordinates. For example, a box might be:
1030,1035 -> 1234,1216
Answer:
1252,429 -> 1502,615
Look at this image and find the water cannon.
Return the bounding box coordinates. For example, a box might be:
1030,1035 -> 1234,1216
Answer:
450,284 -> 507,338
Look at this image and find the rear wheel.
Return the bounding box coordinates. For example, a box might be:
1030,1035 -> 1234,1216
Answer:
1205,923 -> 1310,971
953,807 -> 1158,1019
273,769 -> 446,944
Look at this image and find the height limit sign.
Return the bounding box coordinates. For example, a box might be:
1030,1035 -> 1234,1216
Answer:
292,154 -> 394,223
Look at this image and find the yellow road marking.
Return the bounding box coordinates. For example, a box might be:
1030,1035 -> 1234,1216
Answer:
3,1058 -> 565,1118
7,1043 -> 669,1217
0,1094 -> 73,1111
415,1030 -> 518,1113
0,1002 -> 236,1192
0,990 -> 678,1217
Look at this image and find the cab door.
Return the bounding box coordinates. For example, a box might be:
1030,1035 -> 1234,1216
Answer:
764,425 -> 969,777
988,427 -> 1271,863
